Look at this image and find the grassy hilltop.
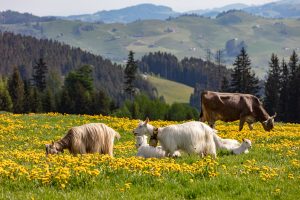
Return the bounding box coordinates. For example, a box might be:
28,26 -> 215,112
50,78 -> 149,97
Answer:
1,10 -> 300,76
0,113 -> 299,199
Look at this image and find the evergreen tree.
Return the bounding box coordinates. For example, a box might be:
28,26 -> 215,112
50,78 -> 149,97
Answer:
42,89 -> 56,112
0,77 -> 13,112
32,57 -> 48,92
124,51 -> 138,100
287,51 -> 300,122
220,76 -> 230,92
8,67 -> 25,113
31,87 -> 43,113
91,90 -> 111,115
264,54 -> 281,115
63,65 -> 94,114
278,59 -> 289,121
23,80 -> 33,113
230,47 -> 260,95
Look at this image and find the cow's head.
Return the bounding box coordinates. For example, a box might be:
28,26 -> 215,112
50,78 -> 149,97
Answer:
262,113 -> 276,131
45,142 -> 64,155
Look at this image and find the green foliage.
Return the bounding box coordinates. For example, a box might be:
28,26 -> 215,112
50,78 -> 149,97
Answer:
8,67 -> 24,113
32,57 -> 48,92
167,103 -> 199,121
286,51 -> 300,122
230,47 -> 260,96
124,51 -> 138,99
264,54 -> 281,115
264,51 -> 300,122
0,77 -> 13,111
220,76 -> 230,92
114,94 -> 198,120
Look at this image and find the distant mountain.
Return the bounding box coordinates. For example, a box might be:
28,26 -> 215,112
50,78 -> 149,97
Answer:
1,10 -> 300,77
188,3 -> 249,17
191,0 -> 300,19
244,0 -> 300,18
0,10 -> 56,24
63,4 -> 179,23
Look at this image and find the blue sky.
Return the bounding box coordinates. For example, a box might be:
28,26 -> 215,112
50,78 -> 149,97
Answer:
0,0 -> 278,16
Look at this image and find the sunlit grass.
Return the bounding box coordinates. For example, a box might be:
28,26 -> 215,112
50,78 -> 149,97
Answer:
0,113 -> 299,199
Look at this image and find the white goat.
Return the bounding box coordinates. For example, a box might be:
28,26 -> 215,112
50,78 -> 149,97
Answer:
133,118 -> 217,158
214,135 -> 251,155
135,135 -> 166,158
231,139 -> 252,155
135,135 -> 181,158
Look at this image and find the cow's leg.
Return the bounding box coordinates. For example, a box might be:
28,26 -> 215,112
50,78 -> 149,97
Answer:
247,122 -> 254,130
239,118 -> 246,131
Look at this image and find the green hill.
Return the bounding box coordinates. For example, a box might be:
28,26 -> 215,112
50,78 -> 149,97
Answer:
147,75 -> 193,104
1,10 -> 300,77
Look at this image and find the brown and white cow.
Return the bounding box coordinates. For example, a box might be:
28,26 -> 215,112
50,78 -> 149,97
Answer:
200,91 -> 276,131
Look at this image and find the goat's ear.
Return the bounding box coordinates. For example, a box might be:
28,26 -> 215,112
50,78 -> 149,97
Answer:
144,117 -> 149,124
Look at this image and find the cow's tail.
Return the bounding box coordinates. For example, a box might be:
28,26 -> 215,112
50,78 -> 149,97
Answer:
199,91 -> 207,121
199,107 -> 203,121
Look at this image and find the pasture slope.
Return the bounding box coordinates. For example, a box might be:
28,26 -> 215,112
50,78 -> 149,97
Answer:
147,75 -> 194,104
0,113 -> 299,199
2,11 -> 300,76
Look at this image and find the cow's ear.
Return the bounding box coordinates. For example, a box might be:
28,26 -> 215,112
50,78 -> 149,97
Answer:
144,117 -> 149,125
242,138 -> 245,142
51,141 -> 54,145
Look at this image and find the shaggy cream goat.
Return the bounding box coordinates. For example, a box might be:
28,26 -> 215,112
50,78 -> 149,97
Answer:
45,123 -> 120,156
133,118 -> 217,158
135,135 -> 181,158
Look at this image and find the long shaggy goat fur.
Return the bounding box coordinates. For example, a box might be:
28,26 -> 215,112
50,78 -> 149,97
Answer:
133,118 -> 217,158
45,123 -> 120,156
135,135 -> 181,158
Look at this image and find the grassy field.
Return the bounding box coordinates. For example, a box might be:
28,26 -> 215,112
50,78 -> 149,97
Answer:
147,75 -> 193,104
0,113 -> 299,199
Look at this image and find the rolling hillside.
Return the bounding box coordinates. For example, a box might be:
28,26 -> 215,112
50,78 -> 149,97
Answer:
1,10 -> 300,76
147,75 -> 193,104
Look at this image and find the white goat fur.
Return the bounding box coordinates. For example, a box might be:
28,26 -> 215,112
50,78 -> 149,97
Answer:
135,135 -> 181,158
133,120 -> 217,158
232,139 -> 252,155
135,135 -> 165,158
214,135 -> 251,154
45,123 -> 120,156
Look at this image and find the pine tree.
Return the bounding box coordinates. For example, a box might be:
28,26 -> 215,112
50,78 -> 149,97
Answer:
8,67 -> 25,113
32,57 -> 48,92
0,77 -> 13,112
230,47 -> 260,95
42,89 -> 56,112
220,76 -> 230,92
31,87 -> 43,113
278,59 -> 289,121
287,51 -> 300,122
124,51 -> 138,100
23,80 -> 33,113
264,54 -> 281,115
